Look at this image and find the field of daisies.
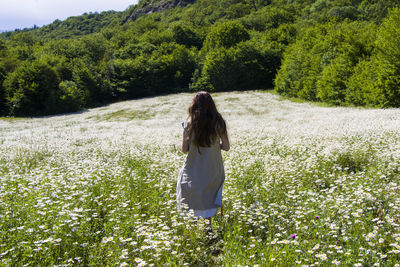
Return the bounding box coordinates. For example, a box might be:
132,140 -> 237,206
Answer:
1,91 -> 400,266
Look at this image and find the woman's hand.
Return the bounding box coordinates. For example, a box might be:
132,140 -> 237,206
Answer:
220,132 -> 230,151
182,129 -> 190,153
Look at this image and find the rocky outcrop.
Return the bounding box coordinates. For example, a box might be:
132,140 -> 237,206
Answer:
123,0 -> 195,23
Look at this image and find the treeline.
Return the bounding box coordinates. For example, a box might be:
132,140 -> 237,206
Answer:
276,7 -> 400,107
0,0 -> 399,116
0,11 -> 121,40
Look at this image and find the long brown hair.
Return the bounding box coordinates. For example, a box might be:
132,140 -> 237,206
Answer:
187,91 -> 227,148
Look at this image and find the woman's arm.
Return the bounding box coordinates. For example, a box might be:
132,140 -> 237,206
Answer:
220,132 -> 230,151
182,129 -> 190,153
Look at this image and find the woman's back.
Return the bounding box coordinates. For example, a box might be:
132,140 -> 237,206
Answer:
177,91 -> 229,219
180,130 -> 224,211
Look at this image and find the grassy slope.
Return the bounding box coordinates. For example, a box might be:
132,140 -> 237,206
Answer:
0,91 -> 400,266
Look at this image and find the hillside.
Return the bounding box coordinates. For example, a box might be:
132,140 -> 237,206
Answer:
0,0 -> 194,40
0,11 -> 121,40
0,0 -> 400,117
1,91 -> 400,265
122,0 -> 195,23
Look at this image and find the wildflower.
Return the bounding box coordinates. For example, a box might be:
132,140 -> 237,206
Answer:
316,253 -> 327,261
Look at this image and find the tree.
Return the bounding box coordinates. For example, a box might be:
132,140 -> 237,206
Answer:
346,59 -> 377,106
327,6 -> 360,21
72,59 -> 105,106
171,24 -> 203,49
4,60 -> 59,116
203,21 -> 250,51
197,39 -> 280,91
317,55 -> 353,105
58,80 -> 85,112
199,47 -> 237,91
80,34 -> 109,63
0,63 -> 7,115
6,32 -> 39,61
246,0 -> 271,11
359,0 -> 398,22
372,7 -> 400,107
241,5 -> 294,31
275,20 -> 377,104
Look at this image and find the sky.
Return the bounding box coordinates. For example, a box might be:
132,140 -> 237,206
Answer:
0,0 -> 139,32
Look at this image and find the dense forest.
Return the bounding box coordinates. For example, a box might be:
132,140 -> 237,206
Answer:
0,0 -> 399,116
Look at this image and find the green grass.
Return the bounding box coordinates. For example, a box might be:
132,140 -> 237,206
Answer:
224,97 -> 240,102
0,117 -> 25,122
86,109 -> 155,121
102,109 -> 155,121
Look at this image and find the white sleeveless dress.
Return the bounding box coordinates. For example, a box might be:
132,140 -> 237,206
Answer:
177,122 -> 225,218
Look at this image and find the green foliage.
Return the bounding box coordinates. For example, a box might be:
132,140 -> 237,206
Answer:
4,60 -> 59,116
108,43 -> 197,98
338,6 -> 400,107
0,39 -> 5,53
6,32 -> 39,61
358,0 -> 399,22
197,47 -> 236,91
276,20 -> 377,104
372,7 -> 400,107
345,59 -> 376,106
195,39 -> 280,91
114,42 -> 156,59
5,11 -> 121,40
317,55 -> 353,105
224,2 -> 252,19
58,81 -> 85,112
80,34 -> 109,63
275,26 -> 324,101
241,5 -> 294,31
0,63 -> 6,115
204,21 -> 250,50
334,149 -> 371,174
72,59 -> 106,106
171,24 -> 203,49
1,0 -> 400,116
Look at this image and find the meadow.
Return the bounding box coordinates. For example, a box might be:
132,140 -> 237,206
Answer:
1,91 -> 400,266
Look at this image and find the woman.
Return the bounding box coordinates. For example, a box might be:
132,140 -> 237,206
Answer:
177,91 -> 230,220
